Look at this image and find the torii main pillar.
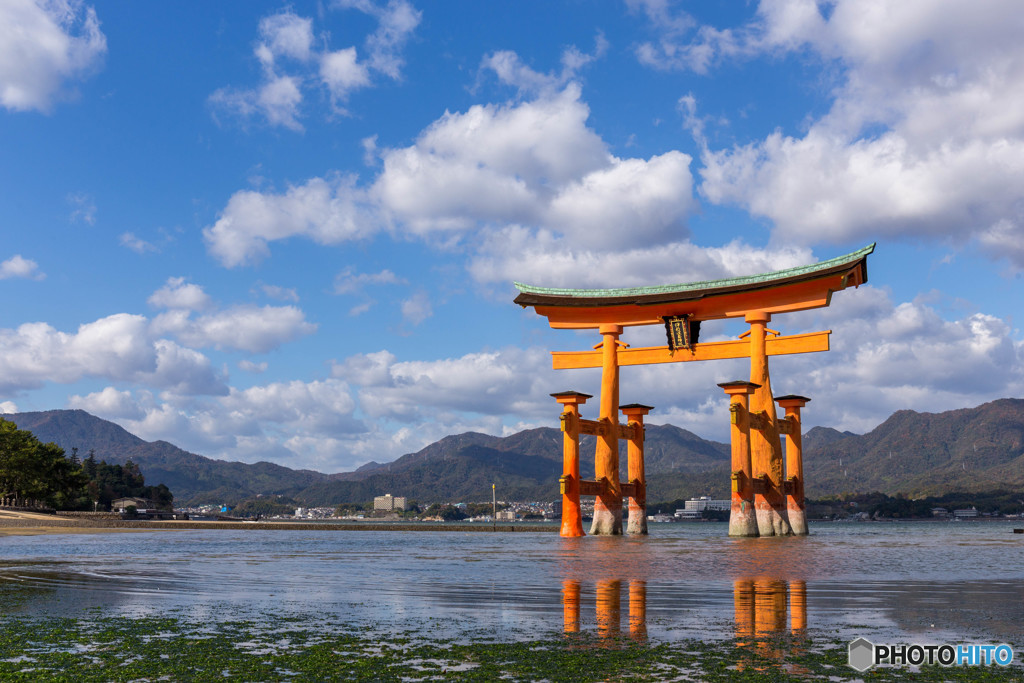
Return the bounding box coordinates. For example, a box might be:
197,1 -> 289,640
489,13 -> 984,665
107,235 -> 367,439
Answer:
746,312 -> 791,537
591,324 -> 624,536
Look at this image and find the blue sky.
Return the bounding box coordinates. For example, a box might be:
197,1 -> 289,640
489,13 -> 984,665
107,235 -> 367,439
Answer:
2,0 -> 1023,472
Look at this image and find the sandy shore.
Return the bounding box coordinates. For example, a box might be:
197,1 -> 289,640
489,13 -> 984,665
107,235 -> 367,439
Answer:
0,525 -> 155,537
0,510 -> 554,536
0,510 -> 146,537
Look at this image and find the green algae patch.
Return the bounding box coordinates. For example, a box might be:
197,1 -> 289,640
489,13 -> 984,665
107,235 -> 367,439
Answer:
0,616 -> 1019,682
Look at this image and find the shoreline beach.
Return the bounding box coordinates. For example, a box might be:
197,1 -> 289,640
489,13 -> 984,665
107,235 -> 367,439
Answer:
0,509 -> 556,536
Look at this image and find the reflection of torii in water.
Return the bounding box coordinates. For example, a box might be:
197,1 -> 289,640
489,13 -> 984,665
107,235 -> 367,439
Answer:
558,577 -> 807,647
561,579 -> 648,641
515,244 -> 874,537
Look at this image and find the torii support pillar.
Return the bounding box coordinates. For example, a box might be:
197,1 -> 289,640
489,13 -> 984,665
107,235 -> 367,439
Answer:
591,324 -> 624,535
621,403 -> 653,535
719,381 -> 759,537
746,312 -> 792,537
553,391 -> 591,537
776,395 -> 810,536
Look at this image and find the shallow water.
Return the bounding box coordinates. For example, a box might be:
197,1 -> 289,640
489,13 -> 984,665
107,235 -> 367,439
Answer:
1,521 -> 1022,646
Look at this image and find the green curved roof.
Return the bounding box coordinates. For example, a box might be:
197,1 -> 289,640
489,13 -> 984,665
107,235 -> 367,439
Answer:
514,243 -> 874,299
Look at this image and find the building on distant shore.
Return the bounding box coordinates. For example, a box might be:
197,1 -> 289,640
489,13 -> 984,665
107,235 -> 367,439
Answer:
112,497 -> 151,512
496,509 -> 515,521
953,507 -> 979,518
674,496 -> 730,520
685,496 -> 731,511
374,494 -> 407,512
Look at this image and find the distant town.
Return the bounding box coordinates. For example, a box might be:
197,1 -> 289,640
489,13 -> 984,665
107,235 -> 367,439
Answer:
171,493 -> 1024,524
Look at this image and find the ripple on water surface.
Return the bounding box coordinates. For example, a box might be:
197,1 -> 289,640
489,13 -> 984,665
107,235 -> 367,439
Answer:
0,521 -> 1022,644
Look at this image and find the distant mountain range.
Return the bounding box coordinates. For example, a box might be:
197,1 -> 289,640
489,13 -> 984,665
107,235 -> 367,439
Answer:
802,399 -> 1024,495
7,398 -> 1024,506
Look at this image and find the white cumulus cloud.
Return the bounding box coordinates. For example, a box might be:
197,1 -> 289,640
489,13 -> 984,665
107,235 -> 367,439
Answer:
68,387 -> 145,420
334,346 -> 556,423
470,230 -> 812,288
0,0 -> 107,112
373,85 -> 610,233
320,47 -> 371,104
258,284 -> 299,302
148,277 -> 212,311
664,0 -> 1024,266
204,175 -> 373,267
238,359 -> 268,373
345,0 -> 421,79
0,314 -> 225,395
257,11 -> 314,65
400,291 -> 432,326
0,255 -> 45,280
95,378 -> 365,470
152,304 -> 316,354
210,2 -> 419,129
481,35 -> 607,96
206,83 -> 701,284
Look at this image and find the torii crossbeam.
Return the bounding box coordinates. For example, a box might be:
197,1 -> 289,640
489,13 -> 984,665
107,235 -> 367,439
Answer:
514,244 -> 874,537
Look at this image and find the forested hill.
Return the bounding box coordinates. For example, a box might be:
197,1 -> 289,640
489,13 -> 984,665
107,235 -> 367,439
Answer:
802,398 -> 1024,496
6,410 -> 730,505
8,398 -> 1024,506
8,410 -> 330,504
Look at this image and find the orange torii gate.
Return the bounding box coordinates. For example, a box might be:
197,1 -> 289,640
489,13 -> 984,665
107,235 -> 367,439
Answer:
514,244 -> 874,537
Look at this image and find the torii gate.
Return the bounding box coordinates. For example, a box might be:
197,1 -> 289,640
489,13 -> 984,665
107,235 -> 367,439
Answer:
514,244 -> 874,537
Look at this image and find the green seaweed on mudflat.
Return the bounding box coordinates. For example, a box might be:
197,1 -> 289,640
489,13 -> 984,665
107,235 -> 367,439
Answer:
0,615 -> 1019,682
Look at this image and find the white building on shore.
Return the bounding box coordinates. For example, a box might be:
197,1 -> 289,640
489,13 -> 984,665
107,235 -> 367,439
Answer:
374,494 -> 407,512
675,496 -> 730,520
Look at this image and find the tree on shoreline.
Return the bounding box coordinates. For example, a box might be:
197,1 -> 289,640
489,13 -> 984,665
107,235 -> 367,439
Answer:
84,458 -> 173,511
0,419 -> 174,511
0,419 -> 88,509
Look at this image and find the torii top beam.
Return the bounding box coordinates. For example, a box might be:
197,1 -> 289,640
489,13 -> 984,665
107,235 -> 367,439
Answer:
514,244 -> 874,329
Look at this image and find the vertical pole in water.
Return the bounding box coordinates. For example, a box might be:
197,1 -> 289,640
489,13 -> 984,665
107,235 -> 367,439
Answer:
745,312 -> 791,537
776,395 -> 810,536
622,403 -> 653,535
492,483 -> 496,531
591,324 -> 623,535
719,381 -> 759,537
552,391 -> 590,537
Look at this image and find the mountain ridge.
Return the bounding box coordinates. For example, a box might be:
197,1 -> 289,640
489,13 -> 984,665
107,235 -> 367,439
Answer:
6,397 -> 1024,505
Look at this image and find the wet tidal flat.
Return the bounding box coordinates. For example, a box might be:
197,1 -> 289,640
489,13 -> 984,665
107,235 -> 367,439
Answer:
0,521 -> 1022,680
